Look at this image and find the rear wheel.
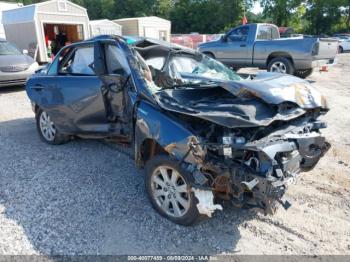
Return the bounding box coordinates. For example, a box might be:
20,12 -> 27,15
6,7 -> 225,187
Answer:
145,155 -> 204,226
294,69 -> 314,79
36,109 -> 70,145
338,46 -> 344,53
267,57 -> 294,75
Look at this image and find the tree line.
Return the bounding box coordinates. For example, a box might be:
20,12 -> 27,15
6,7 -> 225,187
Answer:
8,0 -> 350,35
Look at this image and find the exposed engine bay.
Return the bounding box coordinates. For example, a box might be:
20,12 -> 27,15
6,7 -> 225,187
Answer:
131,38 -> 330,216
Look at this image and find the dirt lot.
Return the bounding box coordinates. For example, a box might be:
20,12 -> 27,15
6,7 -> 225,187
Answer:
0,54 -> 349,256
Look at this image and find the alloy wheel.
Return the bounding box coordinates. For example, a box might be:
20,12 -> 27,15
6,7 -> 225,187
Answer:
150,166 -> 191,218
270,62 -> 287,73
39,111 -> 56,141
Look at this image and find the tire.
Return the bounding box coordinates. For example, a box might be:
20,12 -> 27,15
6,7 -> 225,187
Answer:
339,46 -> 344,53
294,69 -> 314,79
36,108 -> 70,145
145,155 -> 205,226
267,57 -> 295,75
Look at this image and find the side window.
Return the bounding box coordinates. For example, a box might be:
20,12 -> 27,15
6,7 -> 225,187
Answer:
59,45 -> 95,75
227,26 -> 249,42
104,44 -> 130,76
271,26 -> 279,39
146,57 -> 165,70
257,25 -> 280,40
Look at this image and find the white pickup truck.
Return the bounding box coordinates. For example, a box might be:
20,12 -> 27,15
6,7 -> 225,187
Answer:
198,23 -> 338,78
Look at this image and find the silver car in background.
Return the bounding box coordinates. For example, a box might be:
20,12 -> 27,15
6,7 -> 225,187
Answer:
0,39 -> 39,87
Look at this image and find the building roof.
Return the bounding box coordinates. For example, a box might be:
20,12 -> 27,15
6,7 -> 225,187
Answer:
6,0 -> 86,11
114,16 -> 170,23
2,0 -> 87,25
90,19 -> 122,27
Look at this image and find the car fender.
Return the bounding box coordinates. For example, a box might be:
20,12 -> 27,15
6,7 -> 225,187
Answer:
134,100 -> 205,168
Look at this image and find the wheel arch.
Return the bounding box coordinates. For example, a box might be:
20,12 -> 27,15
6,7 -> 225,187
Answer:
267,52 -> 294,67
137,138 -> 169,167
34,103 -> 40,114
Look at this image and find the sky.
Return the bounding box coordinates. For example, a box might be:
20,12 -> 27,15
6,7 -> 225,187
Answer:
251,2 -> 263,14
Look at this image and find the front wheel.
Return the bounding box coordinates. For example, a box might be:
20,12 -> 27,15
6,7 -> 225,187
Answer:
267,57 -> 294,75
36,109 -> 70,145
145,155 -> 204,226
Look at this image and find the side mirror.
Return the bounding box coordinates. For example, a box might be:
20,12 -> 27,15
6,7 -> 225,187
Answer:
22,49 -> 28,55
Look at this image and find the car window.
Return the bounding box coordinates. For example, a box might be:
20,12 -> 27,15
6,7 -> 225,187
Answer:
59,46 -> 95,75
146,57 -> 165,70
257,25 -> 279,40
104,44 -> 131,75
0,41 -> 22,55
227,26 -> 249,42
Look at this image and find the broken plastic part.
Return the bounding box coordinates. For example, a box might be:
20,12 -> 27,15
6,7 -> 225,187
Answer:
193,170 -> 208,185
278,197 -> 292,210
241,178 -> 259,191
193,189 -> 223,217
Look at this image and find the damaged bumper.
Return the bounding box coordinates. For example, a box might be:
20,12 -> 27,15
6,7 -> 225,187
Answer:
191,128 -> 330,216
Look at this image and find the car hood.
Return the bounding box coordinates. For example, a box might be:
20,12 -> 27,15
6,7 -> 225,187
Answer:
0,54 -> 34,67
154,73 -> 328,128
226,72 -> 328,110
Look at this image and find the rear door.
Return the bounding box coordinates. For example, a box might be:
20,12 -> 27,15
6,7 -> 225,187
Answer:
28,43 -> 109,135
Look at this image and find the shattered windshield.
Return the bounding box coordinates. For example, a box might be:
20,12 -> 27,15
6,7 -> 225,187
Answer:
169,54 -> 241,82
131,44 -> 241,94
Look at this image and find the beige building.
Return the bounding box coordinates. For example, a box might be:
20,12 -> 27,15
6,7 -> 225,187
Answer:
90,19 -> 122,37
114,16 -> 171,42
2,0 -> 90,63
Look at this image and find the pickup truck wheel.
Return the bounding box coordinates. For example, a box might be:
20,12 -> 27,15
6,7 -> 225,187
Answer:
36,109 -> 69,145
294,69 -> 314,79
145,155 -> 204,226
267,57 -> 294,75
338,46 -> 344,53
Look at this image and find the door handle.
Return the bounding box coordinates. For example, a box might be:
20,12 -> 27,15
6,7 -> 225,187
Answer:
240,44 -> 246,47
32,84 -> 45,90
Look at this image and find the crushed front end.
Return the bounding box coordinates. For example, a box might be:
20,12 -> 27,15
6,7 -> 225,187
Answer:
185,116 -> 330,216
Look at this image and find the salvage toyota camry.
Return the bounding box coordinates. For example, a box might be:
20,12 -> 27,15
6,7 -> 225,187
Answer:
26,36 -> 330,225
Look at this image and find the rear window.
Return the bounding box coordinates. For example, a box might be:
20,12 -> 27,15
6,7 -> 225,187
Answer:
257,25 -> 279,40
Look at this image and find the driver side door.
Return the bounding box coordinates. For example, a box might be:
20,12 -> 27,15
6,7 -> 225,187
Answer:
216,26 -> 250,67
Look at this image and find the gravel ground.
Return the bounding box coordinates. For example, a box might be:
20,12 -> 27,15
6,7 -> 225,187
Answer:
0,54 -> 349,256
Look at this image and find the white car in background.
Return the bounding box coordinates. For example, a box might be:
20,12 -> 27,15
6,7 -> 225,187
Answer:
334,35 -> 350,53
